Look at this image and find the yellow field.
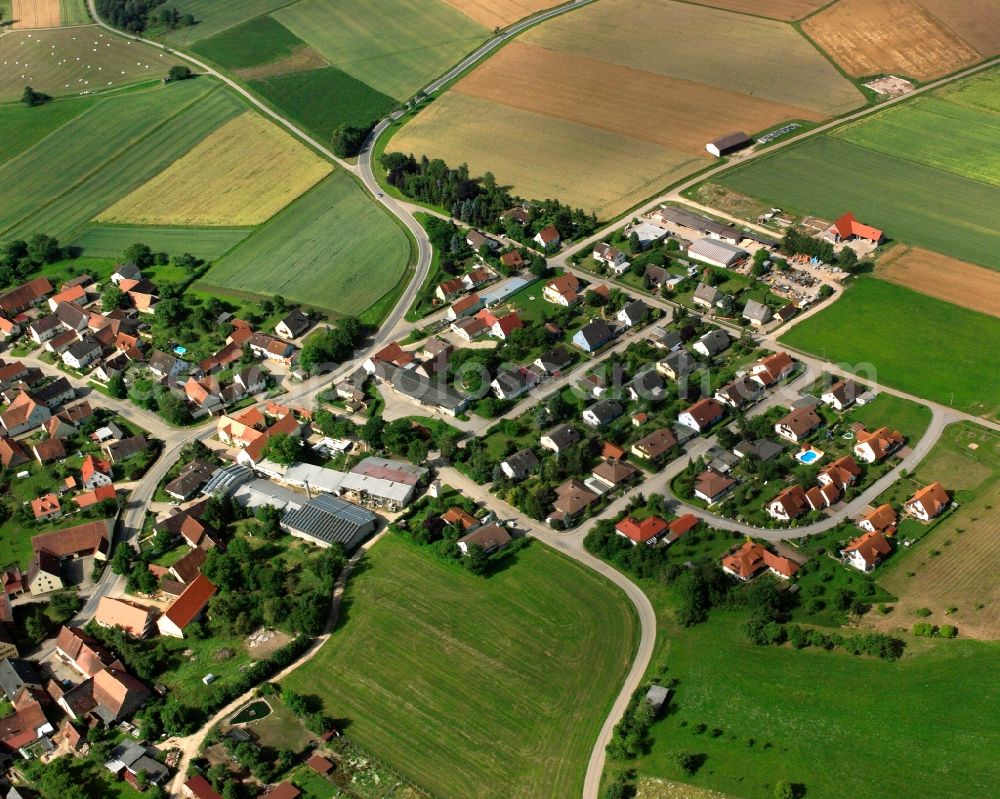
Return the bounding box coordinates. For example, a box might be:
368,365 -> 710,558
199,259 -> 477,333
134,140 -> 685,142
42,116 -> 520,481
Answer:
918,0 -> 1000,58
97,111 -> 332,226
440,0 -> 556,28
391,92 -> 705,218
520,0 -> 864,115
12,0 -> 60,29
803,0 -> 983,80
679,0 -> 827,20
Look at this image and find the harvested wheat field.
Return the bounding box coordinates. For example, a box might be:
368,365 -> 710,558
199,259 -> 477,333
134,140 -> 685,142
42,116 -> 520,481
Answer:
877,246 -> 1000,319
918,0 -> 1000,58
456,44 -> 825,150
803,0 -> 983,81
672,0 -> 827,21
440,0 -> 557,28
877,425 -> 1000,640
11,0 -> 61,29
97,111 -> 332,226
391,93 -> 704,217
521,0 -> 864,115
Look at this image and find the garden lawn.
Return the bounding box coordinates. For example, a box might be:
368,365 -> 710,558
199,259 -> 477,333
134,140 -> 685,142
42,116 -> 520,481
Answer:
780,278 -> 1000,419
248,66 -> 397,137
632,610 -> 1000,799
719,135 -> 1000,269
272,0 -> 488,100
73,224 -> 251,261
844,393 -> 932,443
200,172 -> 410,317
282,535 -> 637,799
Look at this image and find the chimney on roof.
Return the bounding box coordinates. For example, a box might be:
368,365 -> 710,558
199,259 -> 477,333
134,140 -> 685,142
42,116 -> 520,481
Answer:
305,480 -> 312,501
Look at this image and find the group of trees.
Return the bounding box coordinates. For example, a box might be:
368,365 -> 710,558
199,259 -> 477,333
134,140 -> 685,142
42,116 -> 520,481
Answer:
22,86 -> 52,107
606,689 -> 658,761
96,0 -> 193,32
782,227 -> 871,274
331,123 -> 371,158
0,233 -> 66,287
380,152 -> 597,242
393,495 -> 503,575
298,316 -> 364,373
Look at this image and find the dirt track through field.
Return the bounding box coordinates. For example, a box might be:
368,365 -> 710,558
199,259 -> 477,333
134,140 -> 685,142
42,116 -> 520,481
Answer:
803,0 -> 983,80
453,42 -> 824,153
12,0 -> 60,28
876,246 -> 1000,319
441,0 -> 556,28
679,0 -> 826,20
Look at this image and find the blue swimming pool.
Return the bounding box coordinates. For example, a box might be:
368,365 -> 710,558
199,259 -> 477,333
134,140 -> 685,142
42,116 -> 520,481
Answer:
173,345 -> 187,356
796,448 -> 823,464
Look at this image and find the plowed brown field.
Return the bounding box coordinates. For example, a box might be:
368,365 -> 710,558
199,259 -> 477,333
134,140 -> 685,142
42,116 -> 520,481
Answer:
12,0 -> 60,28
441,0 -> 557,28
804,0 -> 983,80
681,0 -> 826,20
918,0 -> 1000,57
453,43 -> 824,152
876,246 -> 1000,319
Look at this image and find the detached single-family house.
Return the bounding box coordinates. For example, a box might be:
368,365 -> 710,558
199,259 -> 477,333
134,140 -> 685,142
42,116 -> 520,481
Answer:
156,574 -> 217,638
615,516 -> 668,546
500,250 -> 526,271
549,479 -> 598,526
62,337 -> 103,371
457,523 -> 511,555
534,346 -> 573,377
275,309 -> 311,340
692,328 -> 731,358
540,424 -> 580,453
593,242 -> 628,271
436,278 -> 465,302
905,482 -> 950,521
617,300 -> 649,328
447,293 -> 484,320
841,530 -> 892,572
821,379 -> 862,411
491,367 -> 539,400
591,458 -> 638,490
818,455 -> 861,491
543,274 -> 581,306
829,211 -> 884,245
805,482 -> 841,510
583,399 -> 623,428
692,282 -> 721,310
657,350 -> 699,381
857,504 -> 897,535
853,427 -> 904,463
451,316 -> 488,341
694,469 -> 735,504
714,376 -> 760,409
1,392 -> 51,436
489,312 -> 523,341
677,398 -> 724,433
626,370 -> 665,402
632,428 -> 677,462
94,597 -> 157,638
534,225 -> 560,249
722,541 -> 799,581
500,449 -> 539,482
742,299 -> 773,327
81,454 -> 114,489
774,405 -> 821,442
767,484 -> 809,521
749,351 -> 794,387
148,351 -> 189,380
573,319 -> 613,353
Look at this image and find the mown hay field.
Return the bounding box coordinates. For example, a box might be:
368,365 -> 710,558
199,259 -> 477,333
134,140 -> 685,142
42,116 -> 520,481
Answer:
201,172 -> 410,317
191,14 -> 312,69
283,536 -> 637,799
0,95 -> 91,164
391,92 -> 705,218
12,0 -> 60,28
834,96 -> 1000,187
779,278 -> 1000,419
98,112 -> 332,226
74,224 -> 251,261
520,0 -> 864,115
719,135 -> 1000,269
0,25 -> 183,101
878,424 -> 1000,640
272,0 -> 488,100
1,82 -> 245,241
803,0 -> 984,80
440,0 -> 557,28
677,0 -> 826,19
876,246 -> 1000,319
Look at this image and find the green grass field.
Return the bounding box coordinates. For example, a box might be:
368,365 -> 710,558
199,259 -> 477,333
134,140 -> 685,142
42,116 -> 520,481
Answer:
59,0 -> 91,25
844,393 -> 933,444
781,279 -> 1000,419
282,535 -> 637,799
159,0 -> 292,44
200,171 -> 410,317
719,136 -> 1000,269
2,82 -> 245,241
192,15 -> 309,69
0,97 -> 91,165
272,0 -> 488,100
633,609 -> 1000,799
835,96 -> 1000,188
248,66 -> 396,135
73,224 -> 251,261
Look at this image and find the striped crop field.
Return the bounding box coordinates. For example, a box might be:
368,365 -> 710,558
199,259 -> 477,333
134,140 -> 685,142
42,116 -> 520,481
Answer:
73,224 -> 251,261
